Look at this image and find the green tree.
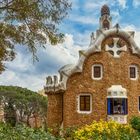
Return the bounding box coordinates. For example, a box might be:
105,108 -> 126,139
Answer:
130,116 -> 140,133
4,99 -> 17,126
0,0 -> 71,72
0,86 -> 48,127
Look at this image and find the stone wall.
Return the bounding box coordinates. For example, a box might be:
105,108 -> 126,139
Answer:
63,40 -> 140,128
46,93 -> 63,128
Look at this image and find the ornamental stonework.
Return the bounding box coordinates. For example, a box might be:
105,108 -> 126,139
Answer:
45,5 -> 140,130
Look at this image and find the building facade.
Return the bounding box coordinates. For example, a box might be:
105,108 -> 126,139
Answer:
45,5 -> 140,129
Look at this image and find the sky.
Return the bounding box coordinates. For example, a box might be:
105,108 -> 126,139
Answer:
1,0 -> 140,91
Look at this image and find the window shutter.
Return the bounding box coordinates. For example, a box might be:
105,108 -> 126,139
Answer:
80,96 -> 85,111
122,99 -> 125,114
110,98 -> 113,114
126,99 -> 128,114
85,96 -> 90,111
107,98 -> 111,115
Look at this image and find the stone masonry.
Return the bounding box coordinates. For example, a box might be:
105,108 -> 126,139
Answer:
45,5 -> 140,129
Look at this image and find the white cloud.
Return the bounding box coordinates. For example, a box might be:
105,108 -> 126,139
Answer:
0,34 -> 88,91
0,70 -> 45,91
118,0 -> 127,9
69,15 -> 98,25
123,24 -> 140,47
111,10 -> 121,24
112,11 -> 120,17
69,1 -> 111,25
47,34 -> 87,64
75,31 -> 91,46
83,0 -> 127,11
84,0 -> 116,10
84,3 -> 98,9
51,34 -> 89,64
123,24 -> 136,31
69,0 -> 122,26
133,0 -> 140,8
84,2 -> 103,10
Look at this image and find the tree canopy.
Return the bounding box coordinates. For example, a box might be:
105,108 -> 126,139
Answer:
0,86 -> 48,127
0,0 -> 71,72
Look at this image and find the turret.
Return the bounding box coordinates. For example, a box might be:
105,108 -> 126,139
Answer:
99,5 -> 112,30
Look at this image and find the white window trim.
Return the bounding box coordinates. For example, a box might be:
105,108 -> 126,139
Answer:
77,94 -> 92,114
92,64 -> 103,80
129,65 -> 138,80
107,115 -> 127,124
107,85 -> 127,98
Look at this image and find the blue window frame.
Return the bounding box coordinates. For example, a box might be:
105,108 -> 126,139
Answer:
107,98 -> 128,115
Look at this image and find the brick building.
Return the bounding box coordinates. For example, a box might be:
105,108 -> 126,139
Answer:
45,5 -> 140,129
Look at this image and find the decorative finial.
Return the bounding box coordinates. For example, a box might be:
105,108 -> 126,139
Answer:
101,4 -> 110,16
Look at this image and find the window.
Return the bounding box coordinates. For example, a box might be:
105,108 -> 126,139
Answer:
92,64 -> 103,80
80,96 -> 90,111
129,65 -> 138,80
77,94 -> 92,114
107,98 -> 128,115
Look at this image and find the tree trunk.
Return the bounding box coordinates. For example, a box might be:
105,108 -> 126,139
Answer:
33,113 -> 38,128
27,115 -> 30,127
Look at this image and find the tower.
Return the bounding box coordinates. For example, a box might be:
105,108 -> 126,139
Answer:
100,5 -> 112,30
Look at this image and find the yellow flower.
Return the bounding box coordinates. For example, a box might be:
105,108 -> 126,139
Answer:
74,120 -> 135,140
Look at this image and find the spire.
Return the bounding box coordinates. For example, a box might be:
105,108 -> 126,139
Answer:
99,5 -> 112,30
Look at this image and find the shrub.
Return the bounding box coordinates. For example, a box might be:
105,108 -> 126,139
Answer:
130,116 -> 140,132
74,120 -> 138,140
0,122 -> 57,140
62,126 -> 77,139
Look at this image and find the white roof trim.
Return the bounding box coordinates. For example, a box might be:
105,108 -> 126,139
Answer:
45,28 -> 140,93
58,28 -> 140,90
